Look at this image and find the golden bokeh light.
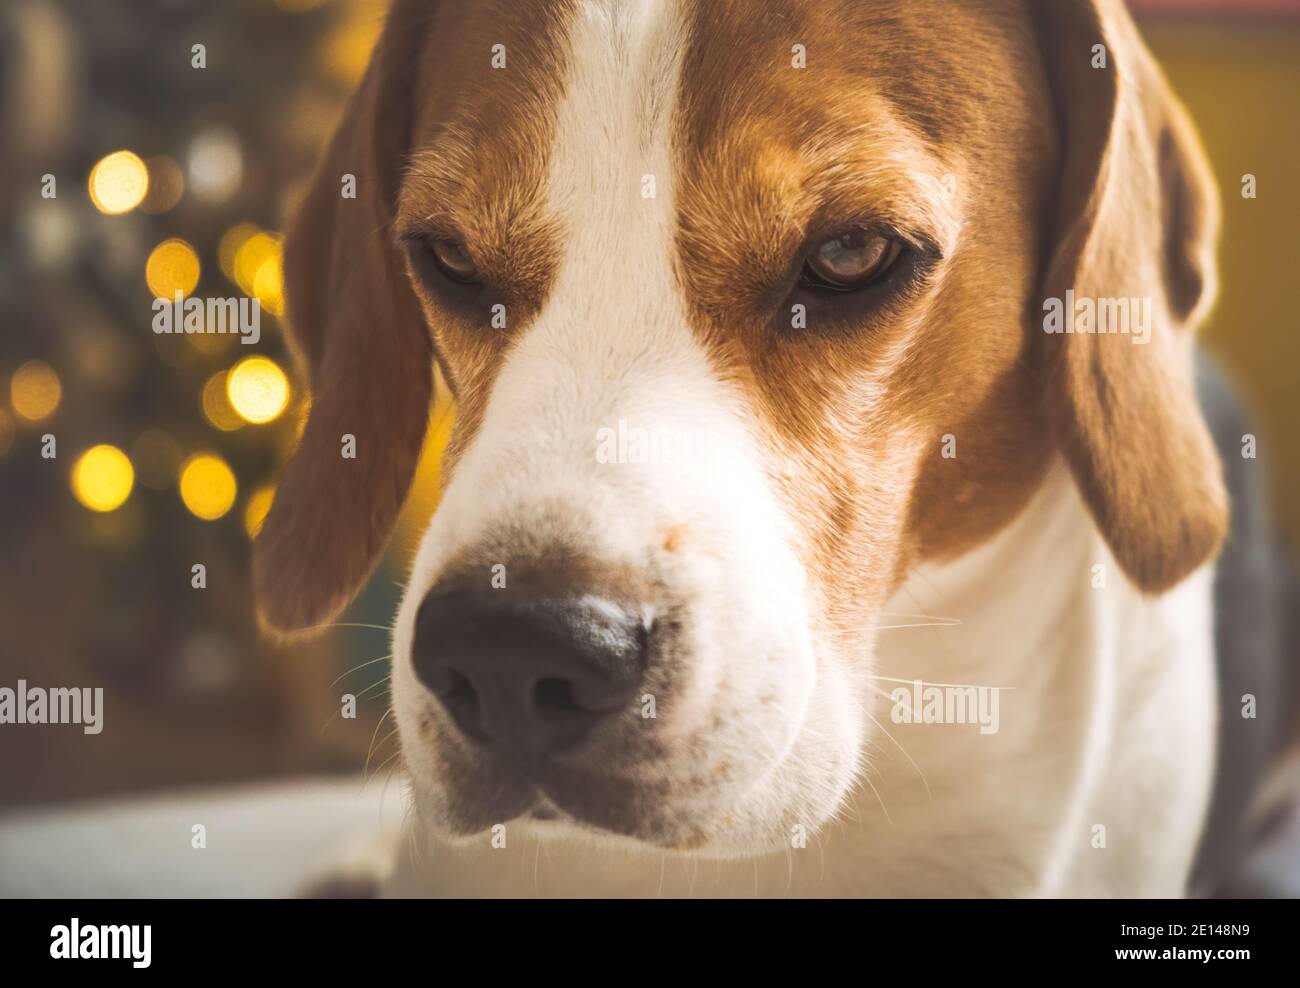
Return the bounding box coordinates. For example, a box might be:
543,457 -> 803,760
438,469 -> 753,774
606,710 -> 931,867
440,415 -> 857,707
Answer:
89,150 -> 149,215
232,232 -> 279,296
72,444 -> 135,512
201,371 -> 244,431
10,360 -> 62,423
396,369 -> 457,545
226,356 -> 289,424
321,7 -> 383,83
146,238 -> 201,299
219,222 -> 261,283
253,253 -> 285,317
244,485 -> 275,539
179,453 -> 237,521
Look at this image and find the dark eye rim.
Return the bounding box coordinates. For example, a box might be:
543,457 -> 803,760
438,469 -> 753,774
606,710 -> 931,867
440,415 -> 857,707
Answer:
773,223 -> 943,337
427,236 -> 479,284
400,231 -> 482,287
797,228 -> 906,294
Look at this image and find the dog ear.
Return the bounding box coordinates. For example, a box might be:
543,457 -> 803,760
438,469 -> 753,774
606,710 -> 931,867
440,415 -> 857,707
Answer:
1034,0 -> 1227,594
253,1 -> 433,634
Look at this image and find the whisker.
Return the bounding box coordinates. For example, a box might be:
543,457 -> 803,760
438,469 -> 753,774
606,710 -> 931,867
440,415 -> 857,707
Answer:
369,748 -> 403,789
865,709 -> 931,799
318,688 -> 384,736
355,678 -> 392,702
860,770 -> 893,826
328,653 -> 393,690
878,612 -> 961,621
876,621 -> 961,630
865,673 -> 1012,690
364,707 -> 397,780
404,796 -> 425,871
299,621 -> 392,634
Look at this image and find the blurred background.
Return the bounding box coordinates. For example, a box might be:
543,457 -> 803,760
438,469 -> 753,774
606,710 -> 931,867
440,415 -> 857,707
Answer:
0,0 -> 1296,815
0,0 -> 458,809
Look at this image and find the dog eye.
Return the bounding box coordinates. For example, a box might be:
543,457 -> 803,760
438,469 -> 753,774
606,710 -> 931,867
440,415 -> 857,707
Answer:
801,229 -> 903,292
425,237 -> 479,284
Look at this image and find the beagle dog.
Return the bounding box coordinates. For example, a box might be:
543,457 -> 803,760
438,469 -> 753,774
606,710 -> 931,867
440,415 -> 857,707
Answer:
254,0 -> 1238,896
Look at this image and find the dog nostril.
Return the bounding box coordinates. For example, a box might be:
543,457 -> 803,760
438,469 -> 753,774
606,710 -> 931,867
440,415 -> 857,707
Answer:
412,587 -> 648,757
441,669 -> 477,706
428,668 -> 486,739
533,678 -> 571,711
534,677 -> 580,713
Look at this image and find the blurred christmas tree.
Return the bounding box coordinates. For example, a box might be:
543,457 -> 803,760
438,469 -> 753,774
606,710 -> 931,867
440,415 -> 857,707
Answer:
0,0 -> 393,802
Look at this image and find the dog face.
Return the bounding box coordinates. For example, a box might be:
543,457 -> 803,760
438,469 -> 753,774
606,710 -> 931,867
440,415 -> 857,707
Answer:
255,0 -> 1226,855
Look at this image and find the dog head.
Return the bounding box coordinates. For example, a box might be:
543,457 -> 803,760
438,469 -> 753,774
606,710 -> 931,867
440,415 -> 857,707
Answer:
254,0 -> 1225,854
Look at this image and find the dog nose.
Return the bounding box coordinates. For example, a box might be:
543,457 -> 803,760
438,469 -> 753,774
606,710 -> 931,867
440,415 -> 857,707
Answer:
411,588 -> 650,759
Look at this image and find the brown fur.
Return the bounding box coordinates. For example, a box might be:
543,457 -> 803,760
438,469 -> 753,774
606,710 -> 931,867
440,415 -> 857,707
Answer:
256,0 -> 1226,638
253,0 -> 435,634
673,0 -> 1061,641
255,0 -> 574,632
1035,0 -> 1226,593
396,0 -> 575,463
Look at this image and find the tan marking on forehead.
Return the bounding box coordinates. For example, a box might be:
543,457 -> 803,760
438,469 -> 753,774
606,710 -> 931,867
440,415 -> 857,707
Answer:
394,0 -> 578,464
670,0 -> 1060,640
398,0 -> 575,294
399,0 -> 691,484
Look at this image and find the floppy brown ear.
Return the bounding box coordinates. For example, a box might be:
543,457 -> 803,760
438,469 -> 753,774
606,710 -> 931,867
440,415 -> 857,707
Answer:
253,1 -> 434,634
1034,0 -> 1227,593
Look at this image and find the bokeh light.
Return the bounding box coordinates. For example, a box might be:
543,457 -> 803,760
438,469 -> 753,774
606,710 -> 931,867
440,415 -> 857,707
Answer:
253,252 -> 285,317
244,485 -> 276,539
179,453 -> 237,521
232,231 -> 279,296
10,360 -> 62,423
88,150 -> 149,215
226,356 -> 289,424
219,223 -> 261,283
187,125 -> 244,205
321,8 -> 383,83
146,239 -> 201,299
201,371 -> 244,432
71,444 -> 135,512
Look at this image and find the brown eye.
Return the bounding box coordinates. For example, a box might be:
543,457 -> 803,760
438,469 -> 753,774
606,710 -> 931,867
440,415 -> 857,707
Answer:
427,237 -> 479,283
801,229 -> 902,291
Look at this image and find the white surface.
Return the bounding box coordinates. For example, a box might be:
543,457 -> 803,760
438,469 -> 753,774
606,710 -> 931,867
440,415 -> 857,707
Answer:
0,776 -> 402,898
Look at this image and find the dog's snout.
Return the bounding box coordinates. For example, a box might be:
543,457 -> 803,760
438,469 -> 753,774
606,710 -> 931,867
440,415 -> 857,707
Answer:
412,588 -> 649,759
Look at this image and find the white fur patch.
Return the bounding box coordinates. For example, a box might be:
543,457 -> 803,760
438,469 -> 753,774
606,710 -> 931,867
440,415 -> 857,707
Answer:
392,0 -> 863,854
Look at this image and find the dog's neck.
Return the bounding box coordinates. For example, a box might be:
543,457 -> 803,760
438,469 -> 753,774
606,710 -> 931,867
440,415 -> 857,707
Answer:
390,457 -> 1215,897
844,456 -> 1215,896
